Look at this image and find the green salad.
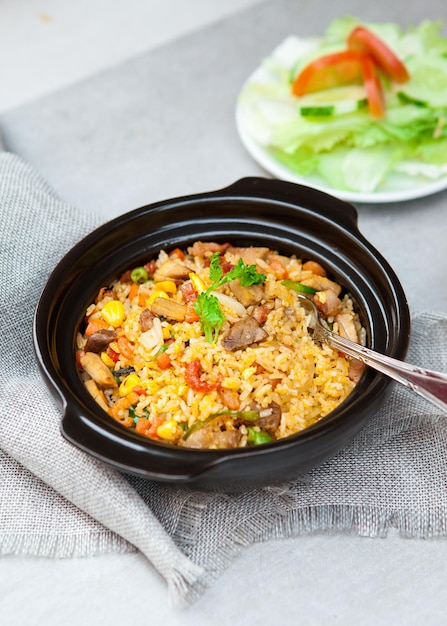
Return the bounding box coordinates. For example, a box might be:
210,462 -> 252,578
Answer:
238,17 -> 447,194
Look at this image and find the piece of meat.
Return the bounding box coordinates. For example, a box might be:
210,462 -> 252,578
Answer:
313,290 -> 343,316
84,329 -> 116,353
243,401 -> 281,434
301,275 -> 342,296
335,313 -> 359,342
153,259 -> 191,281
84,379 -> 109,412
228,246 -> 270,266
348,358 -> 366,383
139,308 -> 155,332
302,260 -> 327,277
150,297 -> 186,322
222,316 -> 268,351
252,305 -> 269,324
258,401 -> 282,434
187,241 -> 227,257
229,280 -> 264,307
80,352 -> 118,388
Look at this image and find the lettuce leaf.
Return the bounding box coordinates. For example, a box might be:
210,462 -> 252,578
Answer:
239,17 -> 447,193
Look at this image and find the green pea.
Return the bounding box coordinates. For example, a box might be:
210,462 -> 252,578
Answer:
131,266 -> 149,284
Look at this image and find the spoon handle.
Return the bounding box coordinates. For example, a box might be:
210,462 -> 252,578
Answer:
318,325 -> 447,414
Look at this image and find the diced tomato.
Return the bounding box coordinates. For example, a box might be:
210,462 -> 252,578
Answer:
347,25 -> 409,84
292,50 -> 365,96
184,360 -> 220,392
361,55 -> 386,119
107,348 -> 120,363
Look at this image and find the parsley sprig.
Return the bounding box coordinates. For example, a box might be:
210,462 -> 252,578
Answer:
194,252 -> 266,343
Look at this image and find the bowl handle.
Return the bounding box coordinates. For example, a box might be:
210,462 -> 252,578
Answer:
60,403 -> 231,482
215,177 -> 360,233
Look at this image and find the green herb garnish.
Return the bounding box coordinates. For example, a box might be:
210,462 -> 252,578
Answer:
194,252 -> 267,343
209,253 -> 267,288
194,291 -> 225,344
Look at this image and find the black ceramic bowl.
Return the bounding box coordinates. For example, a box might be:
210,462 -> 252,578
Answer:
34,177 -> 410,491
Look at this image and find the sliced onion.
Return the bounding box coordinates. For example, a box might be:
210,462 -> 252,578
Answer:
140,317 -> 164,356
210,291 -> 247,317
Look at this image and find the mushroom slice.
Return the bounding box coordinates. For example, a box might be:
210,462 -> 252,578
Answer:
84,378 -> 110,412
84,329 -> 115,353
80,352 -> 118,388
180,425 -> 242,449
150,297 -> 186,322
258,401 -> 282,434
229,280 -> 264,307
222,316 -> 268,351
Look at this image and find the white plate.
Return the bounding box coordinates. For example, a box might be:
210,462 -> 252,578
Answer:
235,72 -> 447,205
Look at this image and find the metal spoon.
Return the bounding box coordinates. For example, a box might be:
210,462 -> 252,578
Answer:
297,293 -> 447,414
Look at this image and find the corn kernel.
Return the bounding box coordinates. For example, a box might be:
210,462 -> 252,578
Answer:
101,300 -> 125,327
162,326 -> 172,339
189,272 -> 206,293
156,419 -> 179,441
119,373 -> 141,396
147,290 -> 169,305
154,280 -> 177,294
100,352 -> 115,368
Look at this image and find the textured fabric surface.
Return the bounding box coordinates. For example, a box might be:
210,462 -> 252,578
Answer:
1,153 -> 447,606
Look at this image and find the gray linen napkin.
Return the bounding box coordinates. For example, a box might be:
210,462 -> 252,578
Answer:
1,153 -> 447,607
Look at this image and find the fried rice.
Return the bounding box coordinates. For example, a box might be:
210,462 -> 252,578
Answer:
76,242 -> 365,449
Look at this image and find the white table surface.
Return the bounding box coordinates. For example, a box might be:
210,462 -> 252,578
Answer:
1,1 -> 447,624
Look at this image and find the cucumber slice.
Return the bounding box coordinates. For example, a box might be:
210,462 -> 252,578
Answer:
398,56 -> 447,107
296,85 -> 368,117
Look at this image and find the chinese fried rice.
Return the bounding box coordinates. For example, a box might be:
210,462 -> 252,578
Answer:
76,242 -> 365,449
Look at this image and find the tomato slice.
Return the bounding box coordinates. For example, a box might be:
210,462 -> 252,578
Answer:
347,25 -> 410,84
361,55 -> 386,119
291,50 -> 366,96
